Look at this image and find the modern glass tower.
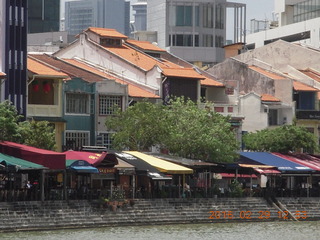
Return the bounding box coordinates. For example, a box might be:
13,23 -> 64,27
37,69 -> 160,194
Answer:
1,0 -> 28,117
28,0 -> 60,33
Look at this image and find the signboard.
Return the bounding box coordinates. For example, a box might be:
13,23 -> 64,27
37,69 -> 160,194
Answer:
98,168 -> 116,174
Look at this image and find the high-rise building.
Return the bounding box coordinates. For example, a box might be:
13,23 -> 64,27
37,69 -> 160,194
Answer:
65,0 -> 130,37
131,0 -> 147,31
147,0 -> 246,67
246,0 -> 320,49
0,0 -> 27,117
28,0 -> 60,33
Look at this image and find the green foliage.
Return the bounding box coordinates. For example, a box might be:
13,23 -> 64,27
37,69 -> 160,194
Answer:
106,98 -> 239,163
0,100 -> 22,141
243,125 -> 318,153
0,101 -> 56,150
229,180 -> 243,198
18,120 -> 56,151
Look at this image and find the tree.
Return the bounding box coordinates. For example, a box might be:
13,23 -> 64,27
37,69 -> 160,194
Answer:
18,120 -> 56,151
0,100 -> 22,142
0,101 -> 56,150
106,101 -> 167,151
106,98 -> 239,163
243,125 -> 318,153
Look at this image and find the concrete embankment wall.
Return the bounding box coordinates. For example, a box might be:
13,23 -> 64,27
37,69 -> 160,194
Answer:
0,197 -> 319,232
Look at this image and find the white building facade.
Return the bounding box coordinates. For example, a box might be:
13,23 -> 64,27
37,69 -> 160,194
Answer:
147,0 -> 246,67
246,0 -> 320,49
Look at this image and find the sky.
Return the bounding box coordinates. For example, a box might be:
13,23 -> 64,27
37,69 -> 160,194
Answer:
226,0 -> 275,40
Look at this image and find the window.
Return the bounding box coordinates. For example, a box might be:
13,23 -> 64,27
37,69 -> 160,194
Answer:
66,93 -> 90,114
170,34 -> 195,46
96,133 -> 113,149
268,109 -> 278,126
99,95 -> 122,115
203,35 -> 213,47
215,4 -> 225,29
65,131 -> 90,150
176,6 -> 192,26
203,5 -> 213,28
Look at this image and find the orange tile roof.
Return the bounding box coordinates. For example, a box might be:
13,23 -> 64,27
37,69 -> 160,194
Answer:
300,69 -> 320,83
293,81 -> 319,92
161,67 -> 205,79
201,77 -> 224,87
126,39 -> 166,52
261,94 -> 281,102
27,57 -> 69,78
103,45 -> 157,71
87,27 -> 127,39
63,59 -> 160,99
249,66 -> 286,80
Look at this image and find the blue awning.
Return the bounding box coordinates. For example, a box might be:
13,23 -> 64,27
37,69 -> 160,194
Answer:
239,152 -> 312,172
66,160 -> 99,173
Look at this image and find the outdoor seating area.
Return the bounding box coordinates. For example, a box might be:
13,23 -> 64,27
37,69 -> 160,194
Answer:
1,141 -> 320,202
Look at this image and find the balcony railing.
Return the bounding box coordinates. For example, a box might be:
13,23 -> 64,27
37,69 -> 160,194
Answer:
27,104 -> 62,117
199,102 -> 243,118
296,110 -> 320,120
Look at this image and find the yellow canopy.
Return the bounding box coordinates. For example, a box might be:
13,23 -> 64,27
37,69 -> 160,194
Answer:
124,151 -> 193,174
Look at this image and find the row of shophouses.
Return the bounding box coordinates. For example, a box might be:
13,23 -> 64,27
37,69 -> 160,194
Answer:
1,27 -> 320,201
25,27 -> 320,153
1,140 -> 320,202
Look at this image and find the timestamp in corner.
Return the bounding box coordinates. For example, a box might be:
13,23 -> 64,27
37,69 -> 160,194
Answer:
208,210 -> 308,220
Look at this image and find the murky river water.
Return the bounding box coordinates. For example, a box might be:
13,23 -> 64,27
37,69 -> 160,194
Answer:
2,221 -> 320,240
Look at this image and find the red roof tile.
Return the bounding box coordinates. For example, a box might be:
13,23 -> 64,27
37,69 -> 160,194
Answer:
201,77 -> 224,87
300,69 -> 320,83
161,67 -> 204,79
249,66 -> 286,80
126,39 -> 166,52
261,94 -> 281,102
293,81 -> 319,92
27,57 -> 69,78
87,27 -> 127,39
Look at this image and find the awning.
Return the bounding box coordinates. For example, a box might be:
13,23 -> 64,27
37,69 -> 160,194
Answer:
238,163 -> 281,175
273,153 -> 320,171
147,172 -> 172,181
0,141 -> 65,169
115,152 -> 172,180
0,153 -> 47,171
124,151 -> 193,174
64,150 -> 118,167
66,160 -> 99,173
239,152 -> 312,172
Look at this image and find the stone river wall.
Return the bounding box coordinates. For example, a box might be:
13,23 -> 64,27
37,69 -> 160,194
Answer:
0,197 -> 320,232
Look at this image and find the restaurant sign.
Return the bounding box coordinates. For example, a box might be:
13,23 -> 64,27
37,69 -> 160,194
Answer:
98,168 -> 116,174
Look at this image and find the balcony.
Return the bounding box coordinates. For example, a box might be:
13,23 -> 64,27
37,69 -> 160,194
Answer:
27,104 -> 62,117
296,110 -> 320,120
199,102 -> 243,118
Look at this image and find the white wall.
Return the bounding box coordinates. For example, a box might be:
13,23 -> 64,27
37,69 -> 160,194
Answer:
239,93 -> 268,132
55,34 -> 162,92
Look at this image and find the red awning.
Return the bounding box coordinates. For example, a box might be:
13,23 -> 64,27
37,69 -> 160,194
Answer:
0,141 -> 65,169
64,150 -> 118,167
273,153 -> 320,171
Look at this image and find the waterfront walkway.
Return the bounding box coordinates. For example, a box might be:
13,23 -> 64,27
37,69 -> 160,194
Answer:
0,197 -> 320,232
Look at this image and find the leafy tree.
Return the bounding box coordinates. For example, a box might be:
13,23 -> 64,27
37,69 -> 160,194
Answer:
18,120 -> 56,151
106,101 -> 167,151
243,125 -> 318,153
0,101 -> 56,150
0,100 -> 22,141
106,98 -> 239,163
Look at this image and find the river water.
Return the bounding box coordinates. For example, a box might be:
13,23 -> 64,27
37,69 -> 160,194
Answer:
2,221 -> 320,240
